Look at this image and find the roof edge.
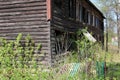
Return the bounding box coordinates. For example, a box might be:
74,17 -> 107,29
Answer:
87,0 -> 105,18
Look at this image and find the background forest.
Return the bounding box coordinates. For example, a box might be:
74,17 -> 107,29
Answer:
91,0 -> 120,52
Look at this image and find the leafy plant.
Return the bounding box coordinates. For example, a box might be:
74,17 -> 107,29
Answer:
0,33 -> 46,80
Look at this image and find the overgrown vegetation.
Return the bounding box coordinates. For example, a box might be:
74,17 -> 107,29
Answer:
0,30 -> 119,80
0,33 -> 51,80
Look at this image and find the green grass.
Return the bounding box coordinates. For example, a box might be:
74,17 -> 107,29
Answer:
106,63 -> 120,80
104,45 -> 120,80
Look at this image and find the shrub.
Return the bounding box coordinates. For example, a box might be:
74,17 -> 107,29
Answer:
0,33 -> 49,80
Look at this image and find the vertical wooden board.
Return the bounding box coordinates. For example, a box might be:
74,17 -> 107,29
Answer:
46,0 -> 51,21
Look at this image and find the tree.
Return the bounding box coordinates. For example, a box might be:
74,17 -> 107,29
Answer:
97,0 -> 112,51
109,0 -> 120,53
113,0 -> 120,53
95,0 -> 120,52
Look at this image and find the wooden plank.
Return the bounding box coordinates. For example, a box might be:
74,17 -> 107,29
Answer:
0,25 -> 49,29
0,21 -> 47,26
0,14 -> 46,19
0,2 -> 46,9
0,0 -> 51,66
0,6 -> 46,12
46,0 -> 51,20
0,10 -> 46,16
0,18 -> 47,23
0,28 -> 49,33
0,0 -> 46,5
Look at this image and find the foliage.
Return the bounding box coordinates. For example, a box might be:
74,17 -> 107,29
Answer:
0,33 -> 50,80
0,31 -> 119,80
76,29 -> 95,62
53,29 -> 118,80
96,0 -> 120,52
56,29 -> 105,80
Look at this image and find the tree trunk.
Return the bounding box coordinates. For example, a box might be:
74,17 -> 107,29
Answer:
116,4 -> 120,53
117,15 -> 120,53
106,16 -> 108,52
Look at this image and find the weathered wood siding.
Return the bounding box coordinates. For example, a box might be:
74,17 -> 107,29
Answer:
0,0 -> 51,66
51,0 -> 104,65
51,0 -> 79,65
79,0 -> 104,42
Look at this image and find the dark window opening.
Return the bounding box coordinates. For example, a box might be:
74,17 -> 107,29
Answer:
88,12 -> 91,24
96,17 -> 100,27
90,14 -> 93,25
54,0 -> 62,9
68,0 -> 76,19
80,5 -> 90,24
54,0 -> 62,14
79,5 -> 82,22
100,21 -> 104,30
86,11 -> 89,23
94,16 -> 95,26
94,17 -> 96,26
81,6 -> 86,22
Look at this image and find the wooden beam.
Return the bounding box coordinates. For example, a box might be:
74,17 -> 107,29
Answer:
47,0 -> 51,21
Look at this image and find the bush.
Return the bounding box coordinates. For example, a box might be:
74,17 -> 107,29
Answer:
0,33 -> 51,80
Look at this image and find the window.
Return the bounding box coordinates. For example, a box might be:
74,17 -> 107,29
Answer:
95,17 -> 100,27
85,11 -> 89,23
54,0 -> 62,14
94,17 -> 100,27
68,0 -> 76,18
101,21 -> 104,30
94,17 -> 96,26
88,12 -> 91,24
93,15 -> 95,26
81,6 -> 86,22
79,6 -> 90,24
79,5 -> 82,22
54,0 -> 62,9
90,14 -> 93,25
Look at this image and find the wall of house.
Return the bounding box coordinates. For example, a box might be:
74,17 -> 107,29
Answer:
78,0 -> 104,43
78,1 -> 104,32
0,0 -> 51,66
51,0 -> 104,65
50,0 -> 81,66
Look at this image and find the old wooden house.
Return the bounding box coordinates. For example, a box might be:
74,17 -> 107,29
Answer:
0,0 -> 104,66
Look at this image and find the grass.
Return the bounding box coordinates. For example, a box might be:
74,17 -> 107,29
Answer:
106,63 -> 120,80
53,44 -> 120,80
0,33 -> 120,80
104,45 -> 120,80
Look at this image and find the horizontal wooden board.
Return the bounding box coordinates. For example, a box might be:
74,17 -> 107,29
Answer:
0,0 -> 51,65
